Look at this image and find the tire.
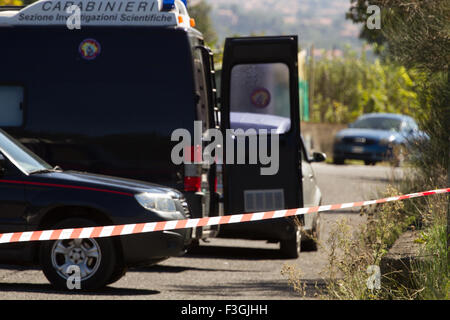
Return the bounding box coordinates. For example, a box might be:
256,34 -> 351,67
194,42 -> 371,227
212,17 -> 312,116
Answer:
333,157 -> 345,165
280,226 -> 301,259
106,262 -> 127,286
186,238 -> 200,251
39,218 -> 117,291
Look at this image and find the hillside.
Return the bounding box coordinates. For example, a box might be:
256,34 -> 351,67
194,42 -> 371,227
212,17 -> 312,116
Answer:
205,0 -> 364,51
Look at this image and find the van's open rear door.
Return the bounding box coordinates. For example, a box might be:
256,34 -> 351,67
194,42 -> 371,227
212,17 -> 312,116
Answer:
220,36 -> 303,219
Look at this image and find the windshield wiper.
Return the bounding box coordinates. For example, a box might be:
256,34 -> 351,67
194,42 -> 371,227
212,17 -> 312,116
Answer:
29,166 -> 63,175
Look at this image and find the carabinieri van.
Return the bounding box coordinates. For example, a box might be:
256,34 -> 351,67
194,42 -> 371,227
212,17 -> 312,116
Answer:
0,0 -> 321,259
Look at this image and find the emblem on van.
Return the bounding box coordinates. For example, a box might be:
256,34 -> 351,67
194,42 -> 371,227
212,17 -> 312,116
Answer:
250,88 -> 271,108
79,39 -> 101,60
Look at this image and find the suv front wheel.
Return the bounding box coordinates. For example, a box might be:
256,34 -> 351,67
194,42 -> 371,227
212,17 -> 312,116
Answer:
39,218 -> 118,291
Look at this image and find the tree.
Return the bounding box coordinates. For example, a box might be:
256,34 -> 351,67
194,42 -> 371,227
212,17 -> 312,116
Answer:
346,0 -> 449,71
309,48 -> 419,124
374,1 -> 449,173
188,0 -> 217,47
377,0 -> 449,73
0,0 -> 41,5
346,0 -> 386,49
0,0 -> 23,5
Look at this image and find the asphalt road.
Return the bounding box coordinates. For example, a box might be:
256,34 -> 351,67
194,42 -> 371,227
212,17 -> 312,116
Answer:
0,163 -> 402,300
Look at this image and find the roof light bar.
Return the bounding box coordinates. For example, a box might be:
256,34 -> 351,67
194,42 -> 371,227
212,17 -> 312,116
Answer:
162,0 -> 175,11
162,0 -> 187,11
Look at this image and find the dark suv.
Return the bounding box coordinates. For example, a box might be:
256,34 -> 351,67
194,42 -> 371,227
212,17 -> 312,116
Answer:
0,129 -> 191,290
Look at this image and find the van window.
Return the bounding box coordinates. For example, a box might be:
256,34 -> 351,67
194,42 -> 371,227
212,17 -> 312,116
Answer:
229,63 -> 290,133
0,86 -> 24,127
192,47 -> 210,132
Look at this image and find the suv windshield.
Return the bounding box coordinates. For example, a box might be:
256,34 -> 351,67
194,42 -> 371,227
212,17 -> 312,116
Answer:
352,117 -> 402,131
0,129 -> 53,174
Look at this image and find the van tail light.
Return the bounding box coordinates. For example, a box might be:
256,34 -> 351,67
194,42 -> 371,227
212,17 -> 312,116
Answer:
184,145 -> 202,192
184,176 -> 201,192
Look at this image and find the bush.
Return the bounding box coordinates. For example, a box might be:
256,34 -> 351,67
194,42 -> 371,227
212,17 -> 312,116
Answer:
309,49 -> 420,124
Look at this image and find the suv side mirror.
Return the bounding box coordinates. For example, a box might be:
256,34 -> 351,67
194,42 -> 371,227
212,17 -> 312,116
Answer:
312,152 -> 327,162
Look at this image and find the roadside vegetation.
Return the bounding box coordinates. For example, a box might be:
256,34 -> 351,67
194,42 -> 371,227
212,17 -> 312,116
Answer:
0,0 -> 23,5
338,0 -> 449,300
308,48 -> 420,124
284,0 -> 449,300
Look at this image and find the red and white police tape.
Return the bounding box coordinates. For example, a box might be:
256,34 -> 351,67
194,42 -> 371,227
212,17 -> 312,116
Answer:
1,187 -> 449,244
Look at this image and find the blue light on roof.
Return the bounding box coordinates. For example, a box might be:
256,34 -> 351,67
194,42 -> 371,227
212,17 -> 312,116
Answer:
162,0 -> 175,11
162,0 -> 188,11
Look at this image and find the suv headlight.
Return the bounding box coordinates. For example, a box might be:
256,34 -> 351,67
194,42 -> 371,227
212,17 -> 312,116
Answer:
135,192 -> 177,214
380,135 -> 395,146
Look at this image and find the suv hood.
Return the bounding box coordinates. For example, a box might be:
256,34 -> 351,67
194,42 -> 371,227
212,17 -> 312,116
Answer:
336,128 -> 403,141
30,170 -> 180,197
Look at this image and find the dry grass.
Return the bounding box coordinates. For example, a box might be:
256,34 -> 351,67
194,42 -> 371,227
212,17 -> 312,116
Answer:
282,180 -> 448,300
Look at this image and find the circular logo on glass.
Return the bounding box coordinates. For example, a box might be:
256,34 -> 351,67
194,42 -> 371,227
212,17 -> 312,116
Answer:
250,88 -> 271,108
79,39 -> 101,60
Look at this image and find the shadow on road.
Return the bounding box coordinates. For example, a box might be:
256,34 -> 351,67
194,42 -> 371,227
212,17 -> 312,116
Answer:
0,282 -> 159,296
321,208 -> 361,215
130,264 -> 243,273
168,280 -> 293,297
167,278 -> 327,299
0,264 -> 40,271
353,175 -> 400,183
183,244 -> 287,261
